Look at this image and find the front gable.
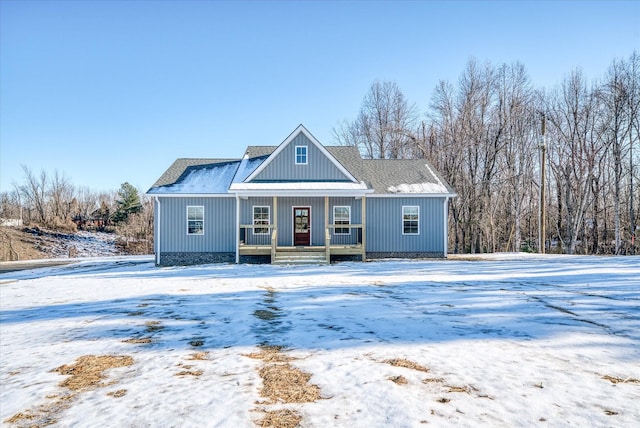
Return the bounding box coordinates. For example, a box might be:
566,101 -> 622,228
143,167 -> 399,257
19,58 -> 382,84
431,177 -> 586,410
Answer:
245,125 -> 358,183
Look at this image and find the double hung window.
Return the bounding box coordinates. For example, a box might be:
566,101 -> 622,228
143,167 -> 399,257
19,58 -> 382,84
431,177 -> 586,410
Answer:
402,206 -> 419,235
187,206 -> 204,235
253,206 -> 270,235
334,206 -> 351,235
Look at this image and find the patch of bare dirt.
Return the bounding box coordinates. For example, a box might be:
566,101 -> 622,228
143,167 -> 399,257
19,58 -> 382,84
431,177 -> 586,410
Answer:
0,226 -> 48,261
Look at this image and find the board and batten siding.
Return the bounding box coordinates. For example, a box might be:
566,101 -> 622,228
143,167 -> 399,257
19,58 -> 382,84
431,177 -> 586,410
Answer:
240,197 -> 273,246
329,197 -> 362,246
157,197 -> 236,253
275,197 -> 324,246
366,197 -> 446,253
252,133 -> 351,182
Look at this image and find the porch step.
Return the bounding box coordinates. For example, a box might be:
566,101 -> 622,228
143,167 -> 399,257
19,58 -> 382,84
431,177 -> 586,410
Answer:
272,251 -> 328,265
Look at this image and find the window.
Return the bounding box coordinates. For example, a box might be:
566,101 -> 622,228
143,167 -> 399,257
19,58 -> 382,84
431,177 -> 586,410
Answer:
402,206 -> 419,235
295,146 -> 307,164
334,206 -> 351,235
253,206 -> 270,235
187,206 -> 204,235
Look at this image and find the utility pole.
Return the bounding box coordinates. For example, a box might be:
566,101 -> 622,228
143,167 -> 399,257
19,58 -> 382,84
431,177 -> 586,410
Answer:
631,131 -> 635,255
539,113 -> 547,254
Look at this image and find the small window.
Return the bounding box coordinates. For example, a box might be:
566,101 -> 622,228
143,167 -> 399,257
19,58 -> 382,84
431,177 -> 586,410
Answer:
187,206 -> 204,235
402,206 -> 419,235
295,146 -> 308,165
253,206 -> 270,235
334,206 -> 351,235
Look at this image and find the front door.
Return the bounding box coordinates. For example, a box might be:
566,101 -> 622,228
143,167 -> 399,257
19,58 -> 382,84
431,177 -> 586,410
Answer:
293,207 -> 311,246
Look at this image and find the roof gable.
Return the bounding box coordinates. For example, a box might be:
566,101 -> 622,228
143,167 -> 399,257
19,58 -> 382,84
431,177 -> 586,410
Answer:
244,125 -> 358,183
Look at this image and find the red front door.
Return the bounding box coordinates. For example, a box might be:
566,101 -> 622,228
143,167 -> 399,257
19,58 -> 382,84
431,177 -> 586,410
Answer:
293,207 -> 310,246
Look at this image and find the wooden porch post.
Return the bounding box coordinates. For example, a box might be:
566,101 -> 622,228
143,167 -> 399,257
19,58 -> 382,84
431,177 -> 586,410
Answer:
325,196 -> 329,262
361,195 -> 367,261
273,195 -> 278,245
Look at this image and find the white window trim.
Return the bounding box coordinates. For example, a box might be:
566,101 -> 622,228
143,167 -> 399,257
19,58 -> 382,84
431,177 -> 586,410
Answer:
253,205 -> 270,235
187,205 -> 204,235
295,145 -> 308,165
402,205 -> 420,235
333,205 -> 351,235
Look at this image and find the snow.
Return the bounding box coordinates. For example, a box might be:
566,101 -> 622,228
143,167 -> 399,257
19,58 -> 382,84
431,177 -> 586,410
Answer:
233,155 -> 268,183
30,230 -> 122,258
149,162 -> 240,194
387,163 -> 450,194
387,182 -> 449,194
1,255 -> 639,426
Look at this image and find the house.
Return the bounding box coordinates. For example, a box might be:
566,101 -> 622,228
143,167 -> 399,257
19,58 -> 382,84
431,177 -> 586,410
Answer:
147,125 -> 456,265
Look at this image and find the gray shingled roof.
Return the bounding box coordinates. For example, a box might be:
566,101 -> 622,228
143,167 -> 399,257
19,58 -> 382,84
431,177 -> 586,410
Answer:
148,144 -> 454,195
245,146 -> 277,158
149,158 -> 239,189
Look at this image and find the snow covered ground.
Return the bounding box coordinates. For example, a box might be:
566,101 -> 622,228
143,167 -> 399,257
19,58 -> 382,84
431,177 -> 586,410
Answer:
1,254 -> 638,427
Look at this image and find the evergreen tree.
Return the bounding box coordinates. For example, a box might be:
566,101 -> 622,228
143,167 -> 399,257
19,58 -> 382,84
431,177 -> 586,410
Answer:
113,182 -> 142,224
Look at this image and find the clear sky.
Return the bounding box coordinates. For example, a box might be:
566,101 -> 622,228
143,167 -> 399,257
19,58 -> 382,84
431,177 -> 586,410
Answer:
1,0 -> 639,193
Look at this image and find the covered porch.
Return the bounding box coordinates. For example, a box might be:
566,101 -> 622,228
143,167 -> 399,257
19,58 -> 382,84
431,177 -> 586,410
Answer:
236,195 -> 368,264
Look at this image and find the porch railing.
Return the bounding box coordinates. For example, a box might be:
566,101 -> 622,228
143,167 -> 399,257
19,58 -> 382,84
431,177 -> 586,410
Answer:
326,224 -> 364,246
239,224 -> 275,246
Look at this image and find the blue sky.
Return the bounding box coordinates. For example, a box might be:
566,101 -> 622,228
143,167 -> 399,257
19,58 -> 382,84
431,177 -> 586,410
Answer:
1,0 -> 638,193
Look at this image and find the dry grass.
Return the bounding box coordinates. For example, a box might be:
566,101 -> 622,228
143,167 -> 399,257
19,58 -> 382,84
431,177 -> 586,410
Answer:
175,370 -> 203,377
122,337 -> 152,344
53,355 -> 133,391
144,321 -> 164,333
259,363 -> 320,404
6,355 -> 133,427
107,389 -> 127,398
383,358 -> 429,373
602,375 -> 640,384
248,345 -> 319,427
187,351 -> 209,361
255,408 -> 302,428
175,363 -> 203,377
389,375 -> 408,385
447,385 -> 470,393
4,412 -> 37,424
422,377 -> 445,384
245,345 -> 297,363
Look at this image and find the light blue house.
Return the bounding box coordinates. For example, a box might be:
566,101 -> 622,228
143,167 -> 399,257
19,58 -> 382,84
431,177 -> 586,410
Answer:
147,125 -> 456,265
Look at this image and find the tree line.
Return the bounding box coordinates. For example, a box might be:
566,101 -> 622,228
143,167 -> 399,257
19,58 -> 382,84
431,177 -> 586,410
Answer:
335,52 -> 639,255
0,166 -> 153,254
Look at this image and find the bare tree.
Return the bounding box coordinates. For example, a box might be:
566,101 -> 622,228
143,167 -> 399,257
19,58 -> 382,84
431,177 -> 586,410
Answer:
546,70 -> 606,254
49,169 -> 75,227
18,165 -> 49,225
333,80 -> 418,159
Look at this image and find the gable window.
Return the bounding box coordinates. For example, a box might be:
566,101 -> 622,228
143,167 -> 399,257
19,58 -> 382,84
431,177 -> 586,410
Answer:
187,206 -> 204,235
295,146 -> 308,165
334,206 -> 351,235
402,206 -> 419,235
253,206 -> 270,235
